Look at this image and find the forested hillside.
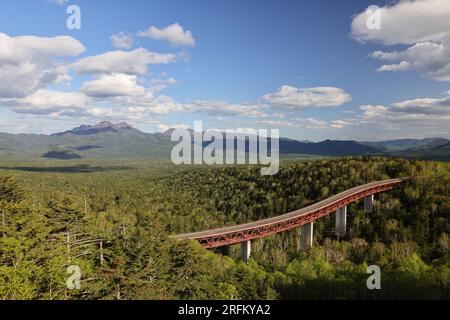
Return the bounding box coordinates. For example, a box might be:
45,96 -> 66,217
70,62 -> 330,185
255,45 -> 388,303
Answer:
0,157 -> 449,299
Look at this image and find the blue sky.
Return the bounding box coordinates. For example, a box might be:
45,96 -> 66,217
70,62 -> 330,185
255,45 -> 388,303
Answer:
0,0 -> 450,141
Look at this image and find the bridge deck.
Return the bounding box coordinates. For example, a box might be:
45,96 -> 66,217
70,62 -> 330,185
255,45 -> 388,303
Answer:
175,178 -> 406,241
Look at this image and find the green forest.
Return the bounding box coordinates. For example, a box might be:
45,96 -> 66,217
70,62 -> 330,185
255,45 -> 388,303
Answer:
0,156 -> 449,299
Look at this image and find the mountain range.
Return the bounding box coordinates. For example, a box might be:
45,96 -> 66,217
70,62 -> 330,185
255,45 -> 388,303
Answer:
0,121 -> 449,161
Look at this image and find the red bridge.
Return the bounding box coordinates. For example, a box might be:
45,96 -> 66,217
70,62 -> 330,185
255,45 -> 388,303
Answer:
175,178 -> 408,260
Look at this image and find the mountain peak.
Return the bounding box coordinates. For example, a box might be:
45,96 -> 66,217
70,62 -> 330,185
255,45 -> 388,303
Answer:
94,121 -> 135,130
53,121 -> 142,136
115,122 -> 135,130
95,121 -> 115,128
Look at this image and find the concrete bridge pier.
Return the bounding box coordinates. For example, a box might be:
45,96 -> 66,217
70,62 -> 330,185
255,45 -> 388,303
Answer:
241,240 -> 251,262
364,195 -> 374,213
300,222 -> 314,249
335,206 -> 347,238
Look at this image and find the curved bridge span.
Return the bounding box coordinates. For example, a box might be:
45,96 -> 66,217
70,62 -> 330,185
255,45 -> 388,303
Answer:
175,178 -> 408,253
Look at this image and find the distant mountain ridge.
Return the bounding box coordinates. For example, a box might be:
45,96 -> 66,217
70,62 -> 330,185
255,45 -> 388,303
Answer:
366,138 -> 450,152
0,122 -> 449,161
0,122 -> 171,159
53,121 -> 143,136
279,139 -> 382,156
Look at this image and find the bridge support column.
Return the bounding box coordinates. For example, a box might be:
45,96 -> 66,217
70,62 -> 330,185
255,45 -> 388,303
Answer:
364,195 -> 374,214
335,206 -> 347,238
241,240 -> 251,262
300,222 -> 313,249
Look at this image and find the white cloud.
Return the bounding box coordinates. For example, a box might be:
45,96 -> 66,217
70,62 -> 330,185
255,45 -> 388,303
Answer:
156,123 -> 190,132
351,0 -> 450,45
0,63 -> 46,98
297,117 -> 329,129
147,77 -> 178,92
0,63 -> 73,98
254,117 -> 350,130
71,48 -> 177,75
5,77 -> 180,120
329,120 -> 350,129
48,0 -> 69,5
262,85 -> 352,109
9,89 -> 90,115
391,91 -> 450,115
81,73 -> 146,97
359,105 -> 389,120
184,100 -> 266,117
80,94 -> 185,120
0,33 -> 85,62
125,95 -> 184,115
0,33 -> 85,98
377,61 -> 411,72
354,91 -> 450,139
110,32 -> 134,49
4,88 -> 187,121
296,117 -> 351,130
137,23 -> 195,47
351,0 -> 450,81
254,119 -> 298,128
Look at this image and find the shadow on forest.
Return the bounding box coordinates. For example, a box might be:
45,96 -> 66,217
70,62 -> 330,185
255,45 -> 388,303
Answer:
0,164 -> 133,173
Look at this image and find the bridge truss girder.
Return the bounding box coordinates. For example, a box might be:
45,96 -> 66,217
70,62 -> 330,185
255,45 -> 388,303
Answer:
194,182 -> 400,248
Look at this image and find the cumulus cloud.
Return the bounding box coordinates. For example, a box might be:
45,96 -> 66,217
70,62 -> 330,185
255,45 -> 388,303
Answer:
351,0 -> 450,81
0,29 -> 356,135
359,105 -> 389,120
81,73 -> 146,97
391,91 -> 450,115
124,94 -> 184,115
0,33 -> 85,63
4,88 -> 187,121
355,91 -> 450,139
262,85 -> 352,109
0,29 -> 188,125
0,29 -> 354,136
8,89 -> 90,115
0,33 -> 85,98
137,23 -> 195,47
71,48 -> 177,75
377,61 -> 411,72
110,32 -> 134,49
